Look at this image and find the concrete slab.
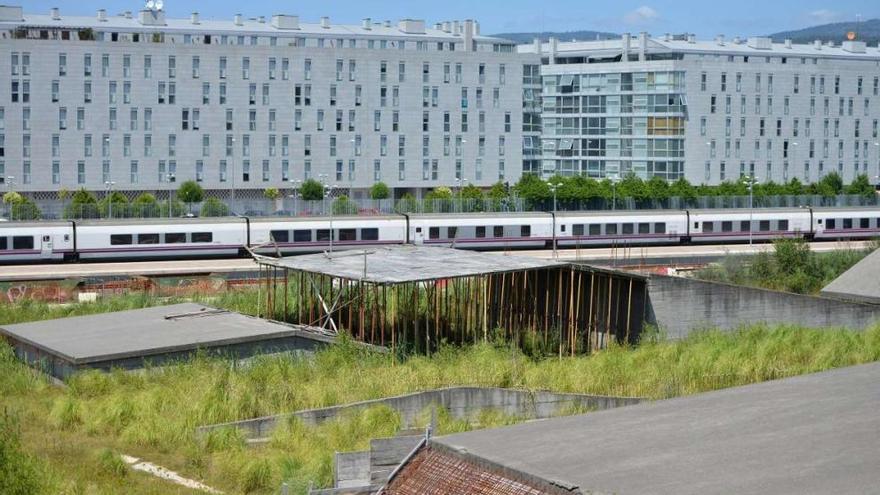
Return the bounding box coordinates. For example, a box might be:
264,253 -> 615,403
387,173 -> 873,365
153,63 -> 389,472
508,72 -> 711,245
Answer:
433,363 -> 880,495
821,248 -> 880,304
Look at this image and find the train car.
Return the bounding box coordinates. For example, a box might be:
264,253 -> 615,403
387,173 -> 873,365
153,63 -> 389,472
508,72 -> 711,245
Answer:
406,212 -> 553,250
554,210 -> 688,247
687,208 -> 811,243
74,217 -> 248,260
0,221 -> 75,263
812,207 -> 880,240
249,215 -> 407,254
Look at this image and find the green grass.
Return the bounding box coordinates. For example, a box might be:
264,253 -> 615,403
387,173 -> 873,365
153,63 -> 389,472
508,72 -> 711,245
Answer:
2,322 -> 880,494
693,238 -> 876,294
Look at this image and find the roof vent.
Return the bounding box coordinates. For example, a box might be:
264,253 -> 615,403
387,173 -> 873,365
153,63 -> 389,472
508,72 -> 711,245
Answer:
842,40 -> 866,53
434,22 -> 441,30
190,12 -> 199,24
50,7 -> 60,20
814,40 -> 822,50
124,11 -> 132,19
453,20 -> 461,34
399,19 -> 426,34
687,33 -> 696,43
320,16 -> 330,28
258,16 -> 265,24
733,36 -> 741,44
747,37 -> 771,49
784,39 -> 792,49
442,21 -> 451,33
234,14 -> 243,26
715,34 -> 725,46
663,33 -> 671,41
384,20 -> 391,28
362,17 -> 371,29
272,14 -> 300,30
97,9 -> 107,21
474,20 -> 480,35
826,40 -> 835,47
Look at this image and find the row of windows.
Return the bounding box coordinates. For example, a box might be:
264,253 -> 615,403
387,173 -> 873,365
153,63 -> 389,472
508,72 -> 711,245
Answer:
109,232 -> 213,245
424,225 -> 532,240
703,160 -> 873,183
701,72 -> 880,97
11,29 -> 512,53
568,222 -> 667,236
823,218 -> 880,230
269,228 -> 379,243
0,236 -> 34,250
707,93 -> 876,118
699,220 -> 788,233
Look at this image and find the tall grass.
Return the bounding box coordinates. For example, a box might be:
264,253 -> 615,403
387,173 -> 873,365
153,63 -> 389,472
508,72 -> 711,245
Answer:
3,323 -> 880,493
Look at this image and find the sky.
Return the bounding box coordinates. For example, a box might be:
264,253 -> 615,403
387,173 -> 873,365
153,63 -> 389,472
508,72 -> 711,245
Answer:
22,0 -> 880,38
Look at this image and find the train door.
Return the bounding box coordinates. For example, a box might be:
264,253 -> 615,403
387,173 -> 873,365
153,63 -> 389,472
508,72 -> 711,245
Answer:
40,234 -> 53,259
413,226 -> 425,245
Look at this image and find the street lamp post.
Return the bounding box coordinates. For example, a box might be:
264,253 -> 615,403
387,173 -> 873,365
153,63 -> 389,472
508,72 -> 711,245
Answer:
290,179 -> 302,216
230,137 -> 237,215
455,177 -> 468,212
324,183 -> 337,253
104,181 -> 116,218
609,174 -> 620,211
167,173 -> 175,218
546,180 -> 559,259
4,176 -> 14,220
349,138 -> 356,198
743,175 -> 760,247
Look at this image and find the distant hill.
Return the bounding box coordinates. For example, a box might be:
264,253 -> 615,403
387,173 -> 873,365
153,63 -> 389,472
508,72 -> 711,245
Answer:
491,30 -> 619,45
769,19 -> 880,45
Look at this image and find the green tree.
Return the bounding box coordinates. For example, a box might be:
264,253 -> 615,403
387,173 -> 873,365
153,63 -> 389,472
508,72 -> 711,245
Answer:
263,187 -> 281,200
670,178 -> 697,202
200,196 -> 230,217
394,192 -> 418,213
370,182 -> 390,200
332,195 -> 357,215
513,173 -> 551,202
65,188 -> 99,219
3,193 -> 41,220
844,174 -> 875,198
300,178 -> 324,201
816,172 -> 843,198
2,191 -> 22,205
783,178 -> 805,196
487,181 -> 509,210
645,175 -> 671,202
425,187 -> 454,212
617,174 -> 650,202
176,180 -> 204,213
132,192 -> 160,217
98,191 -> 130,218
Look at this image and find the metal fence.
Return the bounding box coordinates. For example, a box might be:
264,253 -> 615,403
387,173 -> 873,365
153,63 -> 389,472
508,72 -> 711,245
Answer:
5,194 -> 879,221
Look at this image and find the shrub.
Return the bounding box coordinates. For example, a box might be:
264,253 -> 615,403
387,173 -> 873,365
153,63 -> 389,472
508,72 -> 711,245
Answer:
300,179 -> 324,201
0,411 -> 44,495
177,181 -> 204,213
96,448 -> 128,478
370,182 -> 390,200
201,197 -> 230,217
332,195 -> 357,215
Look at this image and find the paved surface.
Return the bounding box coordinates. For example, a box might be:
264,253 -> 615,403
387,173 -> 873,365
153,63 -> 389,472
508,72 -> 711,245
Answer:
0,241 -> 868,281
0,303 -> 324,363
436,362 -> 880,495
822,248 -> 880,304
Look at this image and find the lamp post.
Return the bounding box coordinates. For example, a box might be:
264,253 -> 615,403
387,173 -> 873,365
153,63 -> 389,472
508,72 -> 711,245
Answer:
609,174 -> 620,211
167,173 -> 175,218
454,177 -> 468,212
349,138 -> 356,198
230,137 -> 237,215
742,175 -> 759,246
289,179 -> 302,216
324,182 -> 337,253
4,176 -> 14,220
546,180 -> 559,259
318,173 -> 329,215
104,181 -> 116,218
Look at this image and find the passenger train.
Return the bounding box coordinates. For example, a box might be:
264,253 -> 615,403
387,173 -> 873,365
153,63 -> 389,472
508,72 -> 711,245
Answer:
0,207 -> 878,263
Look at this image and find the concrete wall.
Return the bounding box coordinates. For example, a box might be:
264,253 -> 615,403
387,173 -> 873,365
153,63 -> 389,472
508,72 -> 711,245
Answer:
335,452 -> 370,489
197,386 -> 642,439
646,275 -> 880,339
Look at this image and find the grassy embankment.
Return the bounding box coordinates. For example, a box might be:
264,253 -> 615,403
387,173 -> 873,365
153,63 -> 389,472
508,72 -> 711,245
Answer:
2,312 -> 879,494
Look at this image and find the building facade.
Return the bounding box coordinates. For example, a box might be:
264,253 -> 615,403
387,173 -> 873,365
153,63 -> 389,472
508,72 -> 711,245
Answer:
0,5 -> 535,199
522,34 -> 880,184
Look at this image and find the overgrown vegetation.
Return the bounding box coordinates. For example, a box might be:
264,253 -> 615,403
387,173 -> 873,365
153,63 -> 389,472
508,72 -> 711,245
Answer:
2,317 -> 880,494
694,238 -> 877,294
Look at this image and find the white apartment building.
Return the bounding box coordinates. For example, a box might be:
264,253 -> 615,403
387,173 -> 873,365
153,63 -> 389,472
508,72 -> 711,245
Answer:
522,33 -> 880,184
0,5 -> 534,199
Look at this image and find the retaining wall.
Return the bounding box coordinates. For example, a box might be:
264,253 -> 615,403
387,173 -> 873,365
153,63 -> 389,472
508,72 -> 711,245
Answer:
646,275 -> 880,339
197,387 -> 641,440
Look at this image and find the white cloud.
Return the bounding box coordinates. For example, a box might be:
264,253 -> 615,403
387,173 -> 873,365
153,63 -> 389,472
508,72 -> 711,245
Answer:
807,9 -> 841,24
623,6 -> 660,25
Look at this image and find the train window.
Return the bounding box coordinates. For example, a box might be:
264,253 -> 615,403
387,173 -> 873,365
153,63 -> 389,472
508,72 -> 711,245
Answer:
740,221 -> 750,231
476,226 -> 486,238
520,225 -> 531,237
572,224 -> 584,236
693,222 -> 699,229
429,227 -> 440,240
316,229 -> 333,241
826,219 -> 835,229
493,226 -> 504,238
560,224 -> 566,232
137,233 -> 160,244
270,230 -> 289,243
361,228 -> 379,241
64,234 -> 70,242
721,221 -> 733,233
339,229 -> 357,241
605,224 -> 618,235
654,223 -> 666,234
12,236 -> 34,250
843,218 -> 853,229
860,218 -> 870,229
638,223 -> 650,234
759,221 -> 770,232
165,233 -> 187,244
191,232 -> 213,243
702,222 -> 714,233
622,223 -> 634,235
110,234 -> 133,245
778,220 -> 789,231
0,237 -> 6,250
293,230 -> 312,242
447,227 -> 457,238
589,224 -> 601,235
